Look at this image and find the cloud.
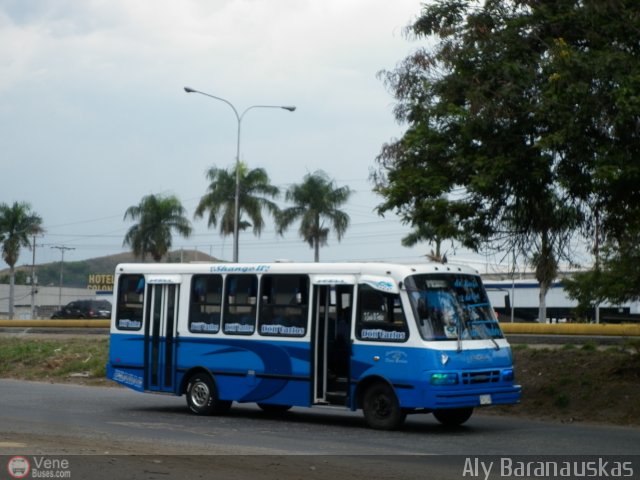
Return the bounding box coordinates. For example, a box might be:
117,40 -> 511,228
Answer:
0,0 -> 428,266
2,0 -> 418,94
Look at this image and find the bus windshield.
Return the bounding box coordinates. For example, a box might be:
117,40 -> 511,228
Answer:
405,273 -> 503,342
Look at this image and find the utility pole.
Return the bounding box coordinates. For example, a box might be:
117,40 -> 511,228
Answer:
51,246 -> 75,310
30,235 -> 42,319
594,209 -> 601,324
510,249 -> 516,323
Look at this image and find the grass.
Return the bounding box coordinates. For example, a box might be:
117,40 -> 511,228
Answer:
0,337 -> 109,385
0,336 -> 639,425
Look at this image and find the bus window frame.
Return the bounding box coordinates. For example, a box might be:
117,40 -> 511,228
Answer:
188,274 -> 223,334
222,274 -> 258,335
115,273 -> 145,331
355,283 -> 409,343
257,274 -> 309,338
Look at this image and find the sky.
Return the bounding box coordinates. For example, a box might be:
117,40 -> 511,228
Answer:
0,0 -> 507,273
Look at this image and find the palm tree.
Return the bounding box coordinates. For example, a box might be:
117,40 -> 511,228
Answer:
0,202 -> 44,318
123,194 -> 192,262
194,162 -> 280,255
401,225 -> 446,263
277,170 -> 352,262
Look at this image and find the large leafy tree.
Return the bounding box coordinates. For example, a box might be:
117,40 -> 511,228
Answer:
542,1 -> 640,309
194,162 -> 280,257
277,170 -> 351,262
0,201 -> 44,318
372,0 -> 640,321
123,194 -> 192,262
564,235 -> 640,314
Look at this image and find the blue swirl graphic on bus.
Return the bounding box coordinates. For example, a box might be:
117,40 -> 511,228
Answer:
200,339 -> 304,401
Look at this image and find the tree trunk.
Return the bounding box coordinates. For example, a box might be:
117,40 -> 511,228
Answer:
538,279 -> 548,323
534,230 -> 557,324
313,213 -> 321,263
9,265 -> 15,319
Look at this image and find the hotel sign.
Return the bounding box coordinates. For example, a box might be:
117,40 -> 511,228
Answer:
87,274 -> 114,292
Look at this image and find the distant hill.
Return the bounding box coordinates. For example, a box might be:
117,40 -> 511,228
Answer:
0,250 -> 221,288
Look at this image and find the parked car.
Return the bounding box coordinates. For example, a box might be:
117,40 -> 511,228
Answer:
51,300 -> 112,319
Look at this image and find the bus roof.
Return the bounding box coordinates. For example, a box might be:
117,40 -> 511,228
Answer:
114,261 -> 480,278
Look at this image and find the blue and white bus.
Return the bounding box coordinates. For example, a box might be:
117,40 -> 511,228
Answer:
107,262 -> 520,429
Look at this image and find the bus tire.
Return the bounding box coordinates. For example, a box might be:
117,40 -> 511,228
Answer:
433,407 -> 473,426
186,373 -> 232,416
257,403 -> 292,414
362,382 -> 406,430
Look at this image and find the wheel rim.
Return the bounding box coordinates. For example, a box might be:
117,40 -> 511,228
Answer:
372,393 -> 391,419
191,381 -> 210,408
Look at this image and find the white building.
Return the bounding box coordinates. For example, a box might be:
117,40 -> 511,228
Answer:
0,284 -> 113,320
484,278 -> 640,323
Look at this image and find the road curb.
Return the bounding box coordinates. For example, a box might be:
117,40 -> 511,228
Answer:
1,320 -> 639,336
501,322 -> 640,336
0,320 -> 110,328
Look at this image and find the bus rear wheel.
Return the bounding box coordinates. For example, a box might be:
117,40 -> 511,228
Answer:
186,373 -> 232,415
433,407 -> 473,426
362,382 -> 406,430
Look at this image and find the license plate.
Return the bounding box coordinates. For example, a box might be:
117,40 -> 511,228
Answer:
480,394 -> 492,405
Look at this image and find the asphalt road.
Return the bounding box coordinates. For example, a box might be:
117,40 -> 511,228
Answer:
1,379 -> 639,454
2,380 -> 639,479
1,378 -> 639,455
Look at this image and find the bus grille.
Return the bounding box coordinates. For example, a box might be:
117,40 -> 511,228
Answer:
461,370 -> 500,384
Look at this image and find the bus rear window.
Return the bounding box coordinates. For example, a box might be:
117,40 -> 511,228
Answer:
116,274 -> 144,331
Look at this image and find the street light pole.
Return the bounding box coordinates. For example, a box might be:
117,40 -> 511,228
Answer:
51,245 -> 75,310
184,86 -> 296,263
30,235 -> 41,319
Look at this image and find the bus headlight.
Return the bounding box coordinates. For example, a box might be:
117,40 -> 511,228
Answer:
502,368 -> 514,382
430,372 -> 458,385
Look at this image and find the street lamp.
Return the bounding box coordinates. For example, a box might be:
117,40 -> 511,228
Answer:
51,245 -> 75,310
184,86 -> 296,263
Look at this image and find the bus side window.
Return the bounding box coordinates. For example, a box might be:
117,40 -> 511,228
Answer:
189,275 -> 222,334
223,274 -> 258,335
116,274 -> 144,331
356,284 -> 408,342
258,274 -> 308,337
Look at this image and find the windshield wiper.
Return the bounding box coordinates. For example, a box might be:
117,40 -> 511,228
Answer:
468,320 -> 500,350
489,334 -> 500,351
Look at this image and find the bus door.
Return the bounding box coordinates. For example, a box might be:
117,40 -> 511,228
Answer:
144,275 -> 181,393
311,276 -> 355,406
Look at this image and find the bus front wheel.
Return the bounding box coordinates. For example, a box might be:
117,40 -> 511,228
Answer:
362,382 -> 406,430
433,407 -> 473,426
186,373 -> 232,415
